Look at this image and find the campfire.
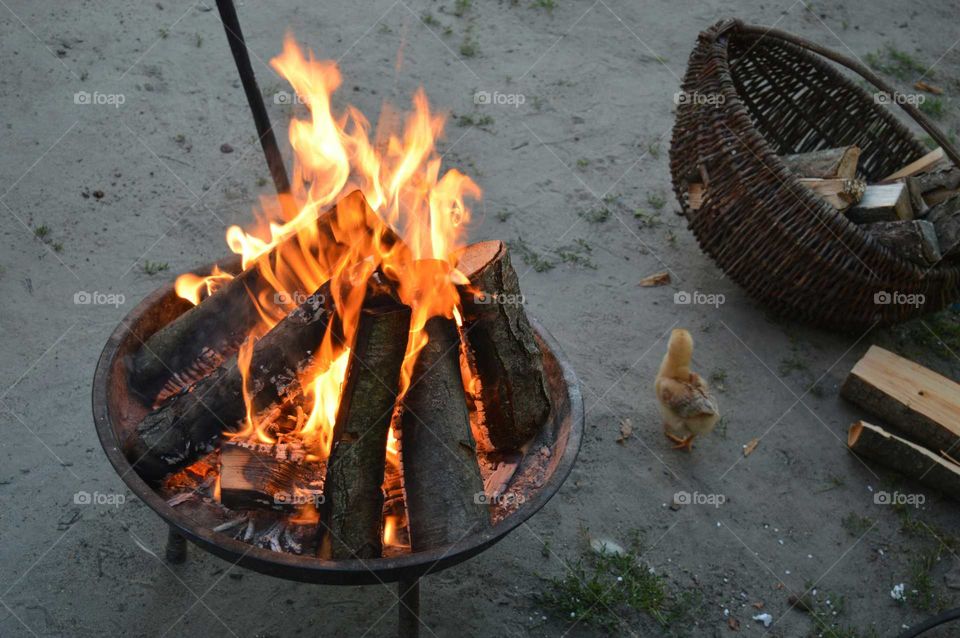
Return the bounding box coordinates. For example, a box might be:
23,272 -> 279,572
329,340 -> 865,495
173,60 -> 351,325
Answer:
121,36 -> 552,559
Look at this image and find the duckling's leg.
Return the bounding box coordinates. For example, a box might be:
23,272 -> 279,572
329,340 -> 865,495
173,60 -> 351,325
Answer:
671,435 -> 696,452
664,432 -> 686,445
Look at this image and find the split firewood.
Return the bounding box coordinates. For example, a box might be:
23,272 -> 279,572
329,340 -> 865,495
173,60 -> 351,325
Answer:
219,439 -> 324,510
882,147 -> 947,182
797,177 -> 866,210
910,168 -> 960,207
861,220 -> 942,267
687,182 -> 704,211
901,177 -> 930,217
639,271 -> 671,287
456,240 -> 551,450
923,195 -> 960,260
780,146 -> 861,179
401,313 -> 490,551
321,304 -> 410,560
914,80 -> 944,95
848,421 -> 960,502
130,190 -> 388,402
841,346 -> 960,456
846,183 -> 913,224
124,284 -> 337,481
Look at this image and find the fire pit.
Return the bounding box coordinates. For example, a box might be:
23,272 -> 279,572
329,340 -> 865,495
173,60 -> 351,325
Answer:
92,255 -> 581,634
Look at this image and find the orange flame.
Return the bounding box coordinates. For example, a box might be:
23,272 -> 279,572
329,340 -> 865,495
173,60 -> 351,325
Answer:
177,34 -> 479,460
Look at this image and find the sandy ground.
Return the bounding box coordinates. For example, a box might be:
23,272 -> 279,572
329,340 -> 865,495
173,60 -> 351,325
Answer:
2,0 -> 960,636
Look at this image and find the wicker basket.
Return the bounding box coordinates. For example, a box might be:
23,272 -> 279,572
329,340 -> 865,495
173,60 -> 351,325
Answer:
669,19 -> 960,329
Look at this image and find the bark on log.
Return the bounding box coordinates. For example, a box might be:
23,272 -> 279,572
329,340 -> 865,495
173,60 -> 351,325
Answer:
219,440 -> 325,510
123,286 -> 335,481
457,240 -> 551,450
861,220 -> 942,266
130,190 -> 378,402
780,146 -> 861,179
846,183 -> 913,223
924,195 -> 960,260
322,305 -> 410,559
841,346 -> 960,456
848,421 -> 960,502
401,314 -> 489,551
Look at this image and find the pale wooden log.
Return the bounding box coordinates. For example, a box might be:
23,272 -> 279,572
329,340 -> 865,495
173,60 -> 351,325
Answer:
882,147 -> 947,182
848,421 -> 960,502
322,305 -> 410,560
924,195 -> 960,260
457,240 -> 551,450
846,183 -> 913,223
797,177 -> 866,210
780,146 -> 861,179
841,346 -> 960,456
687,183 -> 704,211
861,220 -> 942,266
401,313 -> 490,551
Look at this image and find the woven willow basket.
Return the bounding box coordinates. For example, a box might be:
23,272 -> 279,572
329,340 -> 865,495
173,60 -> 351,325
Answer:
669,19 -> 960,329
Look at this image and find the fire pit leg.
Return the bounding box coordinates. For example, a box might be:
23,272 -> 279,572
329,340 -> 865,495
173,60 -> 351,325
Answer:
397,577 -> 421,638
165,526 -> 187,564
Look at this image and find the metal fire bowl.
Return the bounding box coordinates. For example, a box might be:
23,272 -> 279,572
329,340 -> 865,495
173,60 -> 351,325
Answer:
92,258 -> 583,585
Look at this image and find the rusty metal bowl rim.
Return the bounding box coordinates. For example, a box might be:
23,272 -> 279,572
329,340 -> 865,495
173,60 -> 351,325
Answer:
92,258 -> 583,585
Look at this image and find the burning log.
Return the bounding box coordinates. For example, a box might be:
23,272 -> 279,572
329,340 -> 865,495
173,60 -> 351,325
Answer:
322,304 -> 411,559
780,145 -> 861,179
124,285 -> 336,481
130,190 -> 376,403
219,439 -> 324,510
848,421 -> 960,502
456,240 -> 551,450
402,314 -> 490,551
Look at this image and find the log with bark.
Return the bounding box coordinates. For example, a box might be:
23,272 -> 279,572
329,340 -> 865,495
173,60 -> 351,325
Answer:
124,284 -> 338,481
219,439 -> 325,510
848,421 -> 960,502
455,240 -> 551,450
841,346 -> 960,456
780,146 -> 861,179
861,220 -> 942,266
910,168 -> 960,207
923,195 -> 960,260
321,304 -> 410,559
846,183 -> 913,224
130,190 -> 386,403
401,312 -> 490,551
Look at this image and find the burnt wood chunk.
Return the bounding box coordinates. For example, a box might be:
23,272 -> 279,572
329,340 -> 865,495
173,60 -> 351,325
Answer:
780,146 -> 860,179
457,240 -> 550,450
861,220 -> 942,267
123,286 -> 334,481
401,315 -> 489,551
924,195 -> 960,260
130,190 -> 370,402
220,440 -> 324,510
322,305 -> 410,559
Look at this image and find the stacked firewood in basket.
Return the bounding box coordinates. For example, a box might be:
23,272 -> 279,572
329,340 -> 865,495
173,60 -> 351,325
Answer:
689,146 -> 960,267
121,193 -> 552,559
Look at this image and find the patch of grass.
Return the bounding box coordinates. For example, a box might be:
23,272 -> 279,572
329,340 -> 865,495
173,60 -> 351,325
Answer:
453,0 -> 471,17
815,475 -> 845,493
865,47 -> 929,80
576,158 -> 590,168
540,533 -> 701,632
840,513 -> 873,537
158,28 -> 169,39
52,242 -> 64,253
778,352 -> 808,376
647,141 -> 661,159
886,309 -> 960,361
141,260 -> 170,275
459,35 -> 479,57
509,238 -> 554,272
919,97 -> 945,119
647,192 -> 667,211
554,239 -> 596,269
443,26 -> 453,37
33,224 -> 51,239
909,549 -> 942,611
533,0 -> 556,11
496,209 -> 512,222
633,209 -> 662,227
194,33 -> 203,48
456,113 -> 494,128
421,11 -> 440,27
377,23 -> 392,35
579,206 -> 611,224
256,176 -> 269,187
664,229 -> 677,246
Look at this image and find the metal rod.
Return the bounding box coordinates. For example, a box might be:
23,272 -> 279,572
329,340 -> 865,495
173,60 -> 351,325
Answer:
214,0 -> 292,198
165,526 -> 188,564
397,577 -> 421,638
